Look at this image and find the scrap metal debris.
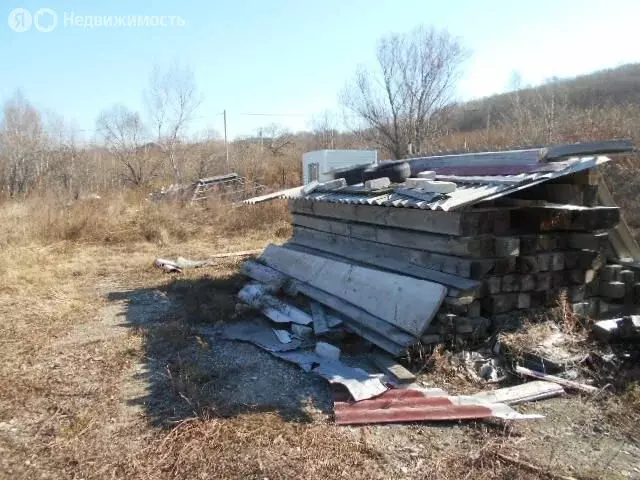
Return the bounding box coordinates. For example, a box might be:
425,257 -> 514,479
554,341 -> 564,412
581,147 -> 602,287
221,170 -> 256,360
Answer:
207,141 -> 640,426
515,365 -> 600,394
154,257 -> 212,273
155,251 -> 263,274
333,388 -> 543,425
471,381 -> 565,405
151,173 -> 269,205
218,320 -> 387,401
221,319 -> 302,352
454,350 -> 506,383
237,282 -> 313,325
314,361 -> 387,402
592,316 -> 640,342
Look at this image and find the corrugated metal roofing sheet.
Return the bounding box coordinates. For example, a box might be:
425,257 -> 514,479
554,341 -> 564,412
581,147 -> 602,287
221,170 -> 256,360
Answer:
298,155 -> 610,211
333,388 -> 543,425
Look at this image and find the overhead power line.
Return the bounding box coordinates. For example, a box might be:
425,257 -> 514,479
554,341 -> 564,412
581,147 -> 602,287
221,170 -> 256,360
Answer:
239,113 -> 308,117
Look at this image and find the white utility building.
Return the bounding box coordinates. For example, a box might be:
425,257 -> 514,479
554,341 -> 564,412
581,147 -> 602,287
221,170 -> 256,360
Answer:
302,150 -> 377,184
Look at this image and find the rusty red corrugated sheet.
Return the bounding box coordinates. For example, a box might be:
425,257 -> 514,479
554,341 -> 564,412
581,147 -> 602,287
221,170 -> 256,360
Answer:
334,389 -> 493,425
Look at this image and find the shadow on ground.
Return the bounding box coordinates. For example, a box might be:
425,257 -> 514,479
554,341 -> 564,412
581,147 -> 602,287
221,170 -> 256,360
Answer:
107,271 -> 333,428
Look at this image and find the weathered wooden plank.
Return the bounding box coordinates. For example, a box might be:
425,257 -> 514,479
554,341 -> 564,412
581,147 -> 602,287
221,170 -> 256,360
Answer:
481,294 -> 518,315
288,231 -> 480,294
633,283 -> 640,304
515,366 -> 599,393
512,184 -> 588,205
552,271 -> 566,288
547,168 -> 600,186
536,252 -> 565,272
600,264 -> 622,282
564,251 -> 606,270
536,253 -> 551,272
260,245 -> 446,336
420,333 -> 443,345
530,290 -> 560,309
566,269 -> 596,285
289,198 -> 510,236
568,232 -> 609,251
493,257 -> 518,275
455,316 -> 490,336
291,225 -> 492,279
570,207 -> 620,231
482,277 -> 502,296
597,180 -> 640,261
511,206 -> 620,232
535,272 -> 553,292
519,234 -> 558,254
501,274 -> 520,293
516,255 -> 539,273
520,274 -> 536,292
518,293 -> 531,309
341,320 -> 407,357
620,270 -> 635,305
443,300 -> 481,317
291,214 -> 497,258
568,285 -> 587,302
599,281 -> 626,299
494,237 -> 520,257
583,185 -> 598,207
620,269 -> 636,286
369,351 -> 416,384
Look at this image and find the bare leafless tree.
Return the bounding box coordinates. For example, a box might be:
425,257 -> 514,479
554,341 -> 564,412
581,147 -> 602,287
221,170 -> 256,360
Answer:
260,123 -> 294,157
145,64 -> 203,183
342,25 -> 468,158
311,110 -> 338,149
96,105 -> 158,186
0,91 -> 46,196
502,73 -> 570,145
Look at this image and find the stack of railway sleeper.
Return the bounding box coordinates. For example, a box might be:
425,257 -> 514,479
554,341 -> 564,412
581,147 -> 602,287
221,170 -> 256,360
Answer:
237,140 -> 638,357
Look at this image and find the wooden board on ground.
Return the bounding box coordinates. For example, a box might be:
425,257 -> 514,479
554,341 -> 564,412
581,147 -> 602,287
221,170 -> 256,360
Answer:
369,351 -> 416,384
260,245 -> 446,336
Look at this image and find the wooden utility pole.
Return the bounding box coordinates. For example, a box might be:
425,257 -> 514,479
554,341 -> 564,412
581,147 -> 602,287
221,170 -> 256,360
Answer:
223,109 -> 229,170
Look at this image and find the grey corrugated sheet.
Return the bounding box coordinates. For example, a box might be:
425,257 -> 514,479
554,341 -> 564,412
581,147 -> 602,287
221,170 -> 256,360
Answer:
297,155 -> 610,211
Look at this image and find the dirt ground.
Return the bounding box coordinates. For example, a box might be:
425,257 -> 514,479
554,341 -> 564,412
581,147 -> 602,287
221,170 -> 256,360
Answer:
1,236 -> 639,480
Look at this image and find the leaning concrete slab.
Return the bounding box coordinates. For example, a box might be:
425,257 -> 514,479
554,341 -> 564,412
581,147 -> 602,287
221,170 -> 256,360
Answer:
260,245 -> 446,336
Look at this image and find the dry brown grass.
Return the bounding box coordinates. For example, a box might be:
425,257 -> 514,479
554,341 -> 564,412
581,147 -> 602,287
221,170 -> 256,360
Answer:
0,192 -> 291,248
1,195 -> 638,480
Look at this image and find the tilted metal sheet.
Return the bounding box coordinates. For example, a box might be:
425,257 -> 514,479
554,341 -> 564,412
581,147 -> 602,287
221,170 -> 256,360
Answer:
300,155 -> 611,211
